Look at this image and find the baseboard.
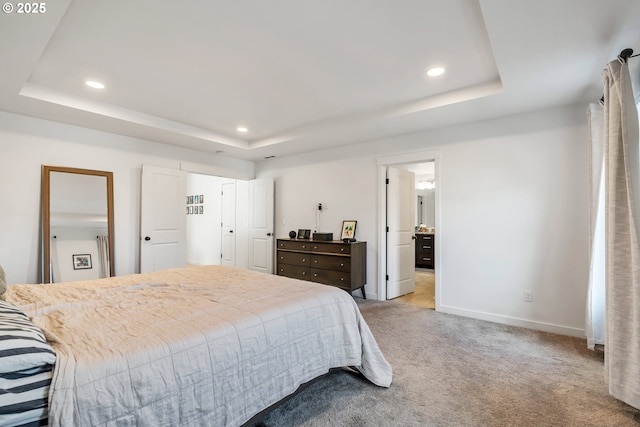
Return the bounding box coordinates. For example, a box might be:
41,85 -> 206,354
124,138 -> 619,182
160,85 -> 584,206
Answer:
437,304 -> 585,338
364,291 -> 377,300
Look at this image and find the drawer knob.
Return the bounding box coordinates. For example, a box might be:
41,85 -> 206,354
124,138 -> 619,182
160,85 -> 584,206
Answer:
302,258 -> 306,262
340,278 -> 344,281
302,272 -> 306,275
314,260 -> 318,263
314,273 -> 318,277
340,248 -> 344,252
340,263 -> 344,267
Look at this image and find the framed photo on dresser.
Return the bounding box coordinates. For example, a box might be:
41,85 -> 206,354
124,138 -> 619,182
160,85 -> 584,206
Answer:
340,220 -> 357,240
297,229 -> 311,239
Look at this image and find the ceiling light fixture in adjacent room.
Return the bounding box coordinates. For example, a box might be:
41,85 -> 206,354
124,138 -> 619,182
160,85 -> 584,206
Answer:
426,67 -> 445,77
237,127 -> 248,133
417,180 -> 436,190
85,80 -> 105,89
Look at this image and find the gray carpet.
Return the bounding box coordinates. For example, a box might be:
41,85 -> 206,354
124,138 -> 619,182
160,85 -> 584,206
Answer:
257,298 -> 640,426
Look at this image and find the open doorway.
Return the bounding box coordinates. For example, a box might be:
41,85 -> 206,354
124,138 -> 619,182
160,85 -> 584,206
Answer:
376,149 -> 439,308
141,165 -> 274,274
185,173 -> 275,273
395,162 -> 436,309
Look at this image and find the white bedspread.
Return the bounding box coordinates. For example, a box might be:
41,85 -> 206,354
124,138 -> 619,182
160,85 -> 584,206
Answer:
4,265 -> 392,426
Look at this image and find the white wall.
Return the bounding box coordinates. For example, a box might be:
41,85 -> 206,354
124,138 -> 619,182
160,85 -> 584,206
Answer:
257,105 -> 589,337
1,105 -> 590,337
0,111 -> 254,285
186,173 -> 222,266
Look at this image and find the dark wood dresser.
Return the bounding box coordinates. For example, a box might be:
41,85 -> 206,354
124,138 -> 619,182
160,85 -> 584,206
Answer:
415,233 -> 435,269
276,239 -> 367,298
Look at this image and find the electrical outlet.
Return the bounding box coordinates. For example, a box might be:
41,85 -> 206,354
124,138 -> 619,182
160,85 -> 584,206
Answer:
524,290 -> 533,303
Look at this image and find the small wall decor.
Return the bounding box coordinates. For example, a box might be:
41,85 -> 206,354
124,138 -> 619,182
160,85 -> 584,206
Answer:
340,220 -> 357,241
186,194 -> 206,215
72,254 -> 92,270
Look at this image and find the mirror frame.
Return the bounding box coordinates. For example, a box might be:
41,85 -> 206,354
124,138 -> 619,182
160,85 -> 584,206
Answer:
41,165 -> 115,283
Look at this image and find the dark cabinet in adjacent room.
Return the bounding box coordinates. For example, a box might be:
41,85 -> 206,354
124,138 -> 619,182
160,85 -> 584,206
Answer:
415,233 -> 434,269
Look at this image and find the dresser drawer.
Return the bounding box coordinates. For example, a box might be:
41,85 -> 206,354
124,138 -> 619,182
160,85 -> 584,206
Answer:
310,242 -> 351,255
278,251 -> 311,267
278,239 -> 312,251
310,254 -> 350,272
417,244 -> 433,254
418,255 -> 434,264
277,264 -> 311,280
310,268 -> 351,288
417,234 -> 434,242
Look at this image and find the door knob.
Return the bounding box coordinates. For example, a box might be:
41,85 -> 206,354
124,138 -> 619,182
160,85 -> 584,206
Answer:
267,232 -> 272,236
229,230 -> 234,233
144,236 -> 151,241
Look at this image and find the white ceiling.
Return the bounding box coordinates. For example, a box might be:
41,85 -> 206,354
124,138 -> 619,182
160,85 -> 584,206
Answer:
1,0 -> 639,162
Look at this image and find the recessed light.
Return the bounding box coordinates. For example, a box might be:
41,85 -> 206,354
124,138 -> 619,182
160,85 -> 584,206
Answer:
426,67 -> 445,77
237,127 -> 248,133
86,80 -> 105,89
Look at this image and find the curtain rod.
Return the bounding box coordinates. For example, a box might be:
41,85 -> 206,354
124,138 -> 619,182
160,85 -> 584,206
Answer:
599,48 -> 637,104
618,48 -> 639,63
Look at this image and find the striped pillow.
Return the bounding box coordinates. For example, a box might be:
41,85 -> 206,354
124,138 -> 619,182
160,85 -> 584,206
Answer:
0,301 -> 55,373
0,366 -> 52,427
0,301 -> 55,426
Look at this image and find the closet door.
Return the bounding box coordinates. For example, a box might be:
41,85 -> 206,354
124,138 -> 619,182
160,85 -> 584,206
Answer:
140,165 -> 186,273
248,179 -> 275,274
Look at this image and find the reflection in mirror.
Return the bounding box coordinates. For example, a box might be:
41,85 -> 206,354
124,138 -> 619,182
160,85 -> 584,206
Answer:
42,166 -> 114,283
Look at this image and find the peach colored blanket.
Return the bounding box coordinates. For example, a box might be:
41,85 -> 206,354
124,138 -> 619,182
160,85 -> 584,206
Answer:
5,265 -> 392,426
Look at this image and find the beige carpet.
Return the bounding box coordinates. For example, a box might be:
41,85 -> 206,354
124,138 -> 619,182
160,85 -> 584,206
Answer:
395,271 -> 435,309
257,298 -> 640,426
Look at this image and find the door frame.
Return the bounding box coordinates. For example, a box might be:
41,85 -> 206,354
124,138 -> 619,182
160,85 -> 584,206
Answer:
376,149 -> 441,304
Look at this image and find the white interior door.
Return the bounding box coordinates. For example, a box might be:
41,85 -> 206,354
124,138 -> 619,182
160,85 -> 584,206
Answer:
140,165 -> 186,273
248,179 -> 275,273
387,166 -> 416,299
221,180 -> 236,266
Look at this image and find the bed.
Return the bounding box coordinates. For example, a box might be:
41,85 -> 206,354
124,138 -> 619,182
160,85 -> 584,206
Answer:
0,265 -> 392,426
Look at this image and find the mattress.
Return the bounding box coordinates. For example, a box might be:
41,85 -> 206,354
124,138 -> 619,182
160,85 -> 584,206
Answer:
3,265 -> 392,426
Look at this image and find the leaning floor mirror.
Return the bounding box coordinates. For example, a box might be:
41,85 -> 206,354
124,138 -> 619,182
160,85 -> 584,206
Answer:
41,166 -> 115,283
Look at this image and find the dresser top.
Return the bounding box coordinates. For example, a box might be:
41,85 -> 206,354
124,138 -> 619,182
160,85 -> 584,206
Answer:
278,238 -> 365,244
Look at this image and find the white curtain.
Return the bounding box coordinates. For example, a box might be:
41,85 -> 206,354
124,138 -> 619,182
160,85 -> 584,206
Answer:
586,103 -> 605,350
97,235 -> 110,278
601,57 -> 640,410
